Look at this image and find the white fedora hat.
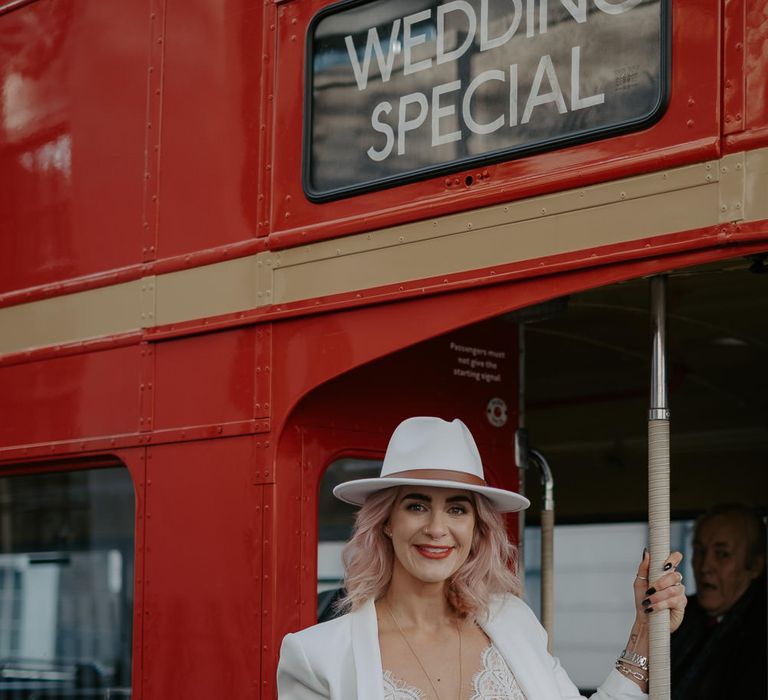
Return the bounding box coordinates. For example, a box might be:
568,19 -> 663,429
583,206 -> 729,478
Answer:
333,417 -> 530,513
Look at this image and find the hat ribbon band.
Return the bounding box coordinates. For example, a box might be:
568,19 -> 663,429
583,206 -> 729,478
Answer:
385,469 -> 487,487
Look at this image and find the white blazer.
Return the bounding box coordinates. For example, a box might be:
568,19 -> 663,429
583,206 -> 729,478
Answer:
277,594 -> 647,700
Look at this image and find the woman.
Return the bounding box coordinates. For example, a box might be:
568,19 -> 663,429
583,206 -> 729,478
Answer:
278,417 -> 687,699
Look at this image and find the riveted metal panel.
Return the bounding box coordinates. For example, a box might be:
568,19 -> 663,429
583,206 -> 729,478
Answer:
152,326 -> 266,432
155,0 -> 264,257
143,438 -> 264,700
744,148 -> 768,221
0,0 -> 150,293
154,256 -> 263,326
0,279 -> 144,355
723,0 -> 746,136
273,183 -> 720,303
718,152 -> 746,223
0,345 -> 142,450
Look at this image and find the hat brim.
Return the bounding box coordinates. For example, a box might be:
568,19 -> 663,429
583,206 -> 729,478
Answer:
332,477 -> 530,513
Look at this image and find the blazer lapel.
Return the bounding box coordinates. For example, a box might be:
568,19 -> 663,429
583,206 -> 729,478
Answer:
350,599 -> 386,700
480,598 -> 562,700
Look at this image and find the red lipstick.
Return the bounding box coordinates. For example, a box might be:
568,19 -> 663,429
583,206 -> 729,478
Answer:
414,545 -> 453,559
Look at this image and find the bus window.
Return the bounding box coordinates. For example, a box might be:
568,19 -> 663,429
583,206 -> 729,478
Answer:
317,458 -> 382,618
305,0 -> 668,200
524,520 -> 695,693
0,466 -> 135,700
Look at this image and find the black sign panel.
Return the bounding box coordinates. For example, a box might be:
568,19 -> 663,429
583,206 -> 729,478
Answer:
305,0 -> 668,201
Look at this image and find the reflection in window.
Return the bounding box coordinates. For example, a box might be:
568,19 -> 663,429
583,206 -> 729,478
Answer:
0,466 -> 134,699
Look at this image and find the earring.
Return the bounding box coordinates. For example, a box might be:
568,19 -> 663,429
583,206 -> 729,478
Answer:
384,527 -> 392,537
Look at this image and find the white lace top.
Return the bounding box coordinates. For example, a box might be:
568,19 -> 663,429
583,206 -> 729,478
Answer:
383,644 -> 526,700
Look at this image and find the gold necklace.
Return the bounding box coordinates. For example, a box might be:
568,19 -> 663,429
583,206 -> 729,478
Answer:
384,602 -> 463,700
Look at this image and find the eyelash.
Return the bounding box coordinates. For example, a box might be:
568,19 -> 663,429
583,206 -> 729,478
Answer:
404,503 -> 467,515
405,503 -> 426,512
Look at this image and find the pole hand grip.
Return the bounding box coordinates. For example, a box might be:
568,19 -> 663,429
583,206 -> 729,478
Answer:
648,419 -> 670,699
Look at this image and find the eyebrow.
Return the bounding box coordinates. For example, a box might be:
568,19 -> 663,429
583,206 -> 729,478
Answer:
400,493 -> 473,505
446,495 -> 473,504
401,493 -> 432,502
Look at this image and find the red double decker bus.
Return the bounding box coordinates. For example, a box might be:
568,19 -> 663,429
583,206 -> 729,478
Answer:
1,0 -> 766,698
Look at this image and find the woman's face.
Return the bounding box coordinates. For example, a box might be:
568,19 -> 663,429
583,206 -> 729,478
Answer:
386,486 -> 476,586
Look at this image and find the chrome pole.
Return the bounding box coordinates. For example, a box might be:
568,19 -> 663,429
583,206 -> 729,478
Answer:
648,276 -> 671,699
530,448 -> 555,653
516,323 -> 528,599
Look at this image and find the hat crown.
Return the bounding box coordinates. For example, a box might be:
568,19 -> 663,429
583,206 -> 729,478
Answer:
332,416 -> 529,512
381,417 -> 484,479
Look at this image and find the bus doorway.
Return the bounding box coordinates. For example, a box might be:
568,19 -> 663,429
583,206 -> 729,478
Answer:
517,255 -> 767,691
281,253 -> 766,694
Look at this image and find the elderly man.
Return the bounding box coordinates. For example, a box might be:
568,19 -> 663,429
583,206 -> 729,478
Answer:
671,504 -> 767,700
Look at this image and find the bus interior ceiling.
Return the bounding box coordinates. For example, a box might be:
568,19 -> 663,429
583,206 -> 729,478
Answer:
518,254 -> 768,523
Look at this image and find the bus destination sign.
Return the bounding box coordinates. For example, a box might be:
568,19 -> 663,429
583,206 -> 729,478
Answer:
305,0 -> 666,201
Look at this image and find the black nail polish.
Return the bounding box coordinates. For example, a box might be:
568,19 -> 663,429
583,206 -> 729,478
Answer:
644,607 -> 654,614
641,598 -> 651,607
663,562 -> 673,571
643,547 -> 648,558
645,587 -> 656,596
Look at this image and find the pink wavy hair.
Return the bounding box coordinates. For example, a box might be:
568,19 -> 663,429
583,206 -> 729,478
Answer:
337,486 -> 521,620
